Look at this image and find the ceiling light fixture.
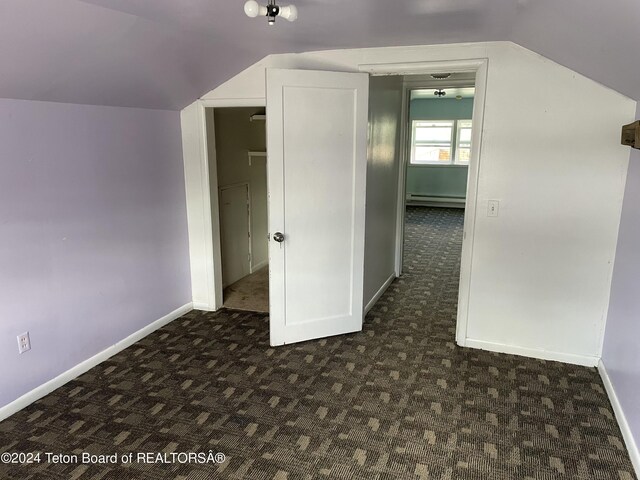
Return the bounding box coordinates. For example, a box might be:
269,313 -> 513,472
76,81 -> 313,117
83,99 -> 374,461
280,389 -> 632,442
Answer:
434,89 -> 447,97
431,73 -> 452,80
244,0 -> 298,25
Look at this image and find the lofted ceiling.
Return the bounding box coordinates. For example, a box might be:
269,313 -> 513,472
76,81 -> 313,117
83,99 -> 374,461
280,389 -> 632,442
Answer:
0,0 -> 638,110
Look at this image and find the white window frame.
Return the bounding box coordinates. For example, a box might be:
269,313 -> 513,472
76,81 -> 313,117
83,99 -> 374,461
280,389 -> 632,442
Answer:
410,118 -> 472,166
410,120 -> 454,165
454,119 -> 473,164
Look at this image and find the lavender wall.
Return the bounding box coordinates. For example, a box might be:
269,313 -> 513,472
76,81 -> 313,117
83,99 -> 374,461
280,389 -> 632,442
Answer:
603,104 -> 640,453
0,98 -> 191,408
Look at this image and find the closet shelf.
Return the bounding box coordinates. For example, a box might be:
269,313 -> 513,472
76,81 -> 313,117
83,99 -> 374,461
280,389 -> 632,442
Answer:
248,151 -> 267,165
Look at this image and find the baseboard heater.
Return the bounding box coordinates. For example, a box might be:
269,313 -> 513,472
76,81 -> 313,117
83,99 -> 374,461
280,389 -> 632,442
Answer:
407,194 -> 466,208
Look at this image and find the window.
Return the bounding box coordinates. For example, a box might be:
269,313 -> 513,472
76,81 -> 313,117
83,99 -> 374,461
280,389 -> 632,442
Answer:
411,121 -> 453,163
455,120 -> 472,163
410,119 -> 472,165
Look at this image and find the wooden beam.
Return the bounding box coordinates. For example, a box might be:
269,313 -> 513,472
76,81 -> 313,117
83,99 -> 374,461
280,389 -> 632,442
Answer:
622,120 -> 640,150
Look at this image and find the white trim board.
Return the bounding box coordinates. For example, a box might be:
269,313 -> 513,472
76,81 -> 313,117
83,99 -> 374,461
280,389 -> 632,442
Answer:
463,338 -> 599,367
365,273 -> 396,315
360,59 -> 488,76
182,103 -> 219,311
407,201 -> 466,209
599,360 -> 640,477
251,259 -> 269,273
0,303 -> 193,422
200,98 -> 266,108
393,81 -> 410,277
407,195 -> 466,202
406,197 -> 466,209
193,302 -> 216,311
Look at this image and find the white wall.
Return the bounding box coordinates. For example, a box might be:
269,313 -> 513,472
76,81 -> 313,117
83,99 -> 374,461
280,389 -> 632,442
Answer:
364,75 -> 404,309
194,41 -> 636,365
463,46 -> 634,365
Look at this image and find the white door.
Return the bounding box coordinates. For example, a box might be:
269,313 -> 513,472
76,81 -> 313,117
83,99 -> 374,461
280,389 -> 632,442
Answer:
220,184 -> 251,287
267,68 -> 369,346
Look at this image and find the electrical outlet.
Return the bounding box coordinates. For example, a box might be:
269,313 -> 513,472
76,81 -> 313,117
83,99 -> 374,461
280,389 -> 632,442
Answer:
487,200 -> 500,217
17,332 -> 31,354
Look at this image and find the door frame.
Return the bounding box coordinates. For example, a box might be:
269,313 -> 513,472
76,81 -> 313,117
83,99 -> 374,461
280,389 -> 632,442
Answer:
396,74 -> 477,272
358,59 -> 488,347
185,59 -> 487,347
185,98 -> 266,311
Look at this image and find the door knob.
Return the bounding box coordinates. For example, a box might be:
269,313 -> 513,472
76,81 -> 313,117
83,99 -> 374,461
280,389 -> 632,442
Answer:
273,232 -> 285,243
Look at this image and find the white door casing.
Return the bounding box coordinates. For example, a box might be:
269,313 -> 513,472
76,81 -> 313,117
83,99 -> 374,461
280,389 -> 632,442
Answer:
266,68 -> 369,346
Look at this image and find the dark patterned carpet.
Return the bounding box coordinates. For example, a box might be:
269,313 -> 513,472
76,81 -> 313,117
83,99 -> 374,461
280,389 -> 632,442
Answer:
0,207 -> 635,479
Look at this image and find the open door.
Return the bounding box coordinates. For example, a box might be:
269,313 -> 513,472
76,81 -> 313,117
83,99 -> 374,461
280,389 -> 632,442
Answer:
267,68 -> 369,346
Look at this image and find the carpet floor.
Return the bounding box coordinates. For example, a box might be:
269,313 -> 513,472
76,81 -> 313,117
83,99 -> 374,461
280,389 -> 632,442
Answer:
0,206 -> 635,479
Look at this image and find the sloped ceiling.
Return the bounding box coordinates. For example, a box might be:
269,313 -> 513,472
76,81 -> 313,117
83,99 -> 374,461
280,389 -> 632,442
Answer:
1,0 -> 638,110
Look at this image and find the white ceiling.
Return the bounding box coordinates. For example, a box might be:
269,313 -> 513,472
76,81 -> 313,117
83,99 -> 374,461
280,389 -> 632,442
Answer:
0,0 -> 638,110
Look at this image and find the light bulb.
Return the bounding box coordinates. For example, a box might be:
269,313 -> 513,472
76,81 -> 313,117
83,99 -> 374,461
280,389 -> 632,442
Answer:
280,5 -> 298,21
244,0 -> 260,18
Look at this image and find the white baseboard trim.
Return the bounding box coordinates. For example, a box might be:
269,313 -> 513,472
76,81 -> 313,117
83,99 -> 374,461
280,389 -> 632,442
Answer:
407,194 -> 465,202
406,201 -> 465,209
464,338 -> 599,367
193,302 -> 216,311
598,359 -> 640,477
406,195 -> 466,209
365,273 -> 396,315
251,260 -> 269,273
0,302 -> 193,422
